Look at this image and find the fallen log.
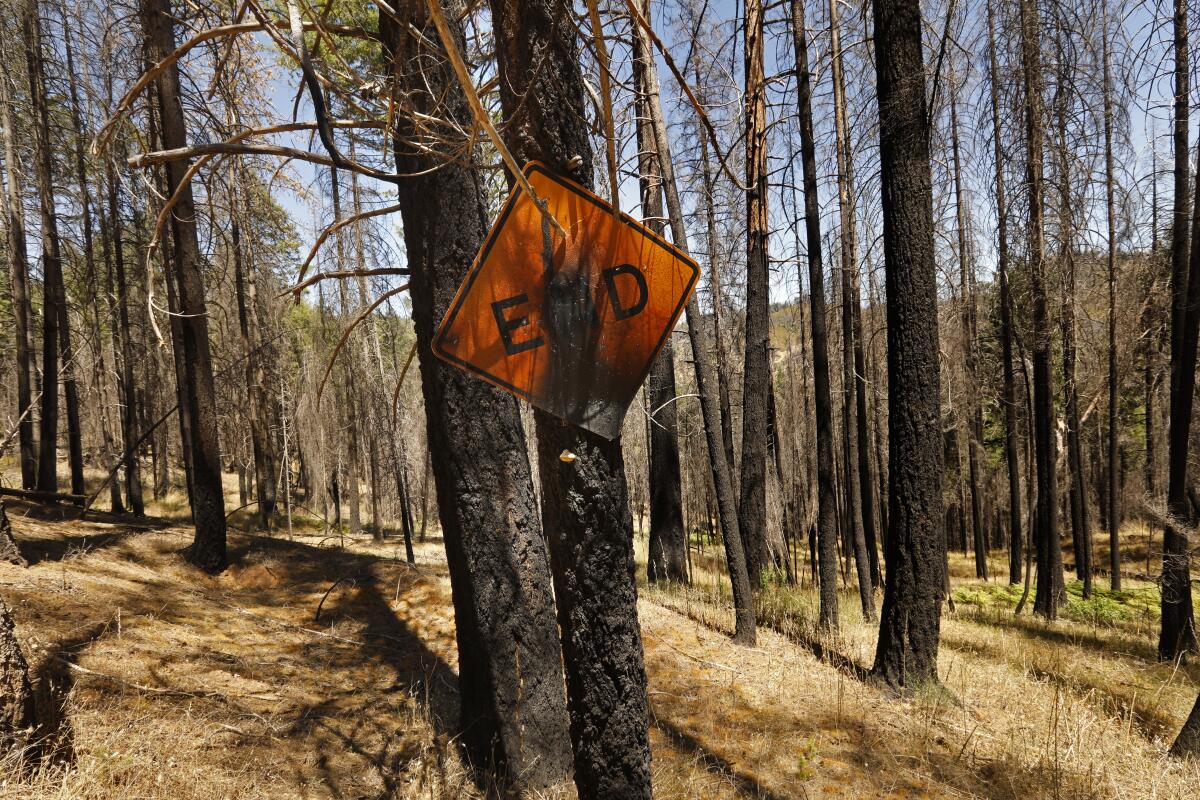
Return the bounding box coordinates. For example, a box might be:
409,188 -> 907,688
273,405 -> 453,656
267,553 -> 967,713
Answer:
0,486 -> 86,506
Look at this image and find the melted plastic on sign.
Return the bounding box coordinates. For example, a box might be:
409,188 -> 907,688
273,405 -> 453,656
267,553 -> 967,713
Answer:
433,163 -> 699,440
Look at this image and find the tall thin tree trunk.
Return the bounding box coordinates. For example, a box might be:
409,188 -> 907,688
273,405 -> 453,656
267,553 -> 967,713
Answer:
739,0 -> 772,584
105,138 -> 144,514
61,5 -> 124,512
26,6 -> 82,495
632,7 -> 688,585
1161,0 -> 1198,660
141,0 -> 227,571
1053,77 -> 1092,597
1102,7 -> 1121,591
231,166 -> 275,530
950,71 -> 987,582
792,0 -> 841,631
987,0 -> 1022,585
869,0 -> 945,691
1020,0 -> 1064,619
829,0 -> 876,618
635,5 -> 756,644
0,33 -> 35,490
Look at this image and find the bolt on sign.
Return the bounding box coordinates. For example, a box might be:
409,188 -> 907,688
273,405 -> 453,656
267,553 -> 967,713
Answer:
433,162 -> 699,440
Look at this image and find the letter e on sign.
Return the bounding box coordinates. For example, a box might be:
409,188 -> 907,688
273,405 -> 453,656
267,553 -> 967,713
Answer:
433,163 -> 699,439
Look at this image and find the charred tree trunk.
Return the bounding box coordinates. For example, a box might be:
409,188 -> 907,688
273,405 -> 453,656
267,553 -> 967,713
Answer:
141,0 -> 227,572
987,0 -> 1022,585
633,13 -> 688,585
829,0 -> 876,617
490,0 -> 652,792
0,593 -> 34,758
739,0 -> 772,584
61,7 -> 124,513
1161,0 -> 1198,660
792,0 -> 841,631
869,0 -> 945,691
381,4 -> 572,790
26,8 -> 83,496
1101,5 -> 1121,591
1019,0 -> 1063,620
950,74 -> 987,582
1054,84 -> 1091,597
105,141 -> 143,515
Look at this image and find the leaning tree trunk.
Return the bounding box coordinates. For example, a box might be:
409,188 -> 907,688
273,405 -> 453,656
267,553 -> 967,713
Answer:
633,1 -> 756,644
140,0 -> 227,572
632,17 -> 688,585
869,0 -> 946,691
1019,0 -> 1064,620
1171,693 -> 1200,755
792,0 -> 841,631
380,2 -> 573,791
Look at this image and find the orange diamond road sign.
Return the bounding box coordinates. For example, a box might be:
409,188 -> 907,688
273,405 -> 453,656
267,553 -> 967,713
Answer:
433,162 -> 699,440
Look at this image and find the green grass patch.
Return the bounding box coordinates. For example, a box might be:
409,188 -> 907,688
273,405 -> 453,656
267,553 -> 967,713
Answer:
953,579 -> 1161,626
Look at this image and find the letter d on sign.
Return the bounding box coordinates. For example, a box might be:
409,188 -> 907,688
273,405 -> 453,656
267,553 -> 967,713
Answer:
602,264 -> 648,320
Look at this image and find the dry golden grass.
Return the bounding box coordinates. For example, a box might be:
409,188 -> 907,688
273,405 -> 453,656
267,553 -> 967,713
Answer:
1,475 -> 1198,798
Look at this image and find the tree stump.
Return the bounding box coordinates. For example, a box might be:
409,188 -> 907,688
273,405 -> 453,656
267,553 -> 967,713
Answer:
0,500 -> 26,567
0,597 -> 35,759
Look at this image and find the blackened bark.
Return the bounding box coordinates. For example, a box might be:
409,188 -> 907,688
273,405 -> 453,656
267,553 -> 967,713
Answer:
949,79 -> 987,582
0,592 -> 34,756
1102,7 -> 1121,591
1171,693 -> 1200,755
1161,0 -> 1199,660
792,0 -> 841,630
739,0 -> 772,584
1019,0 -> 1063,620
633,17 -> 688,585
62,9 -> 122,513
1053,95 -> 1091,596
869,0 -> 945,691
380,4 -> 572,789
490,0 -> 652,794
141,0 -> 227,572
0,498 -> 25,566
26,9 -> 79,495
829,0 -> 876,616
987,0 -> 1022,585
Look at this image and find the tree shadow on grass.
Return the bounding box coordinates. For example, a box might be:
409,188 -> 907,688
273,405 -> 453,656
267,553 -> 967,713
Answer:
651,712 -> 793,800
28,619 -> 110,765
218,536 -> 470,798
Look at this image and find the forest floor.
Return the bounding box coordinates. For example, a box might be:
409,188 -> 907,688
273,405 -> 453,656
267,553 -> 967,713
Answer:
0,483 -> 1199,798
